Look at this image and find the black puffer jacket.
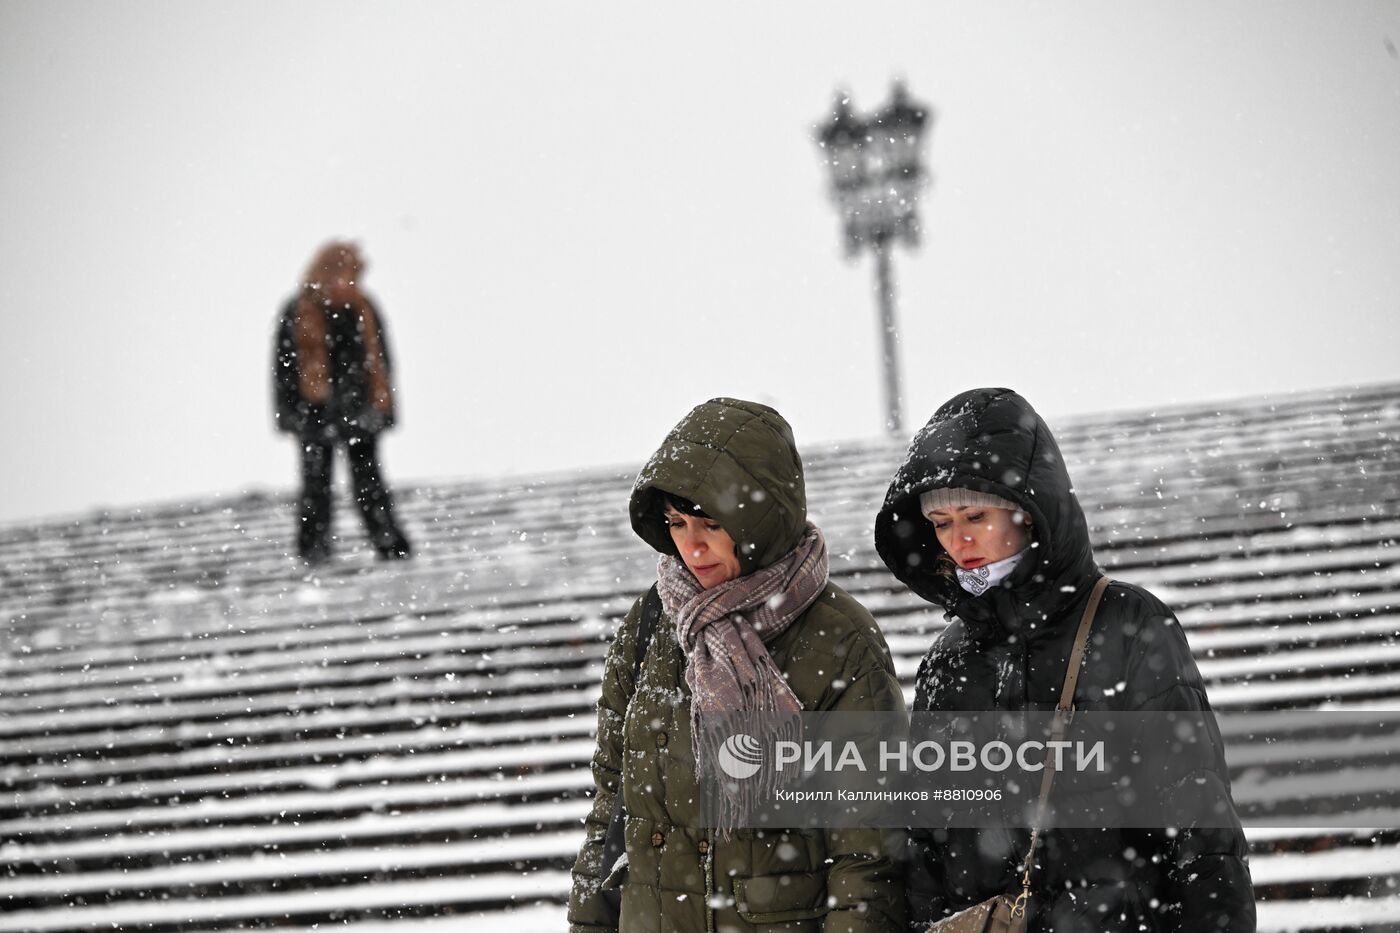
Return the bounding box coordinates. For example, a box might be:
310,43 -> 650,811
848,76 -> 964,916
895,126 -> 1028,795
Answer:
874,388 -> 1255,933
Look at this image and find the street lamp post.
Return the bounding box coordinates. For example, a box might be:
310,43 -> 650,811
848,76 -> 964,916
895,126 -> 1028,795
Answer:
815,81 -> 932,437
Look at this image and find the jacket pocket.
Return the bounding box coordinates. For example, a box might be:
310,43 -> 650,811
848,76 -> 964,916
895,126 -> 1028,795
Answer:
734,873 -> 828,924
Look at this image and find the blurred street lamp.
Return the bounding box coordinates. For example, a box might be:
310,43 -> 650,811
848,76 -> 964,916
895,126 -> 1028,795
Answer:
815,80 -> 932,437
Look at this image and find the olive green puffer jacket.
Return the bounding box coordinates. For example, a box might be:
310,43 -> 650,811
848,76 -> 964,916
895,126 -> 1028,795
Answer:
568,398 -> 907,933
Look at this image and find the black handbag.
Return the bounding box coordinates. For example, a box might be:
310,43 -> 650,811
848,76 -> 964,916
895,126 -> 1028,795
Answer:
598,584 -> 663,916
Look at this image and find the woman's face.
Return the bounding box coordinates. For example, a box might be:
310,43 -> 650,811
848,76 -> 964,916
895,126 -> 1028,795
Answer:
665,506 -> 742,588
927,506 -> 1031,570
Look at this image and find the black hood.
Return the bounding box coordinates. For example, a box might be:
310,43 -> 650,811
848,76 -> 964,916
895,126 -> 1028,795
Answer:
873,388 -> 1099,639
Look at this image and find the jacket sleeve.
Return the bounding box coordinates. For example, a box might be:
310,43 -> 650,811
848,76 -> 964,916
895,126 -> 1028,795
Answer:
373,300 -> 393,380
273,304 -> 303,434
369,298 -> 397,414
1127,604 -> 1257,933
567,596 -> 645,933
822,640 -> 909,933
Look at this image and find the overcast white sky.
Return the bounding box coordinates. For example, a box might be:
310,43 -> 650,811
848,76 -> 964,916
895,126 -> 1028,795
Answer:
2,1 -> 1397,525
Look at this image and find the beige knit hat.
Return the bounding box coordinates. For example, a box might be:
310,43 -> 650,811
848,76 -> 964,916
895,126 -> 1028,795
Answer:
919,487 -> 1021,520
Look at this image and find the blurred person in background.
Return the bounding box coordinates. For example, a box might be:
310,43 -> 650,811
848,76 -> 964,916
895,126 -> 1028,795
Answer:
272,240 -> 410,565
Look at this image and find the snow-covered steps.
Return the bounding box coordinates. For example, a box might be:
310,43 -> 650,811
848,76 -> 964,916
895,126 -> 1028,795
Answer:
1,380 -> 1398,931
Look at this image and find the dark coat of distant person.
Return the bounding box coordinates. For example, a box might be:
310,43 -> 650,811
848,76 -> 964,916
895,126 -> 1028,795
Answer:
273,267 -> 396,441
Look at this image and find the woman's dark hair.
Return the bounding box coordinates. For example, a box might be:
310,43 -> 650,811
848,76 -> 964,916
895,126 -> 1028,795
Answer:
661,492 -> 712,520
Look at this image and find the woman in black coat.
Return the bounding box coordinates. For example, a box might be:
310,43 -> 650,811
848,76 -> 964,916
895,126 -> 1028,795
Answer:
874,388 -> 1254,932
273,241 -> 410,564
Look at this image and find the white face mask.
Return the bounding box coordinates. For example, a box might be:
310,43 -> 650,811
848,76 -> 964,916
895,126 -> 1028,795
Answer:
955,550 -> 1026,596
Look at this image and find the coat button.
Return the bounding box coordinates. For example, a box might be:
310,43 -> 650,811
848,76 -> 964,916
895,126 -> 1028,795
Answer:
697,839 -> 710,856
655,731 -> 669,748
651,831 -> 665,847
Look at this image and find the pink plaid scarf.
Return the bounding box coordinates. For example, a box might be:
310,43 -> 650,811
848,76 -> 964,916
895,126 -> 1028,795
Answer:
656,522 -> 829,831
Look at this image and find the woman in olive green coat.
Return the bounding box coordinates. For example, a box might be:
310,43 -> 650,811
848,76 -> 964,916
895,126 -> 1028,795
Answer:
568,398 -> 906,933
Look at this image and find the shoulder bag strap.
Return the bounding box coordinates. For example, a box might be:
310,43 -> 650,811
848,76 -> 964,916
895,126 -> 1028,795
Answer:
633,584 -> 662,683
1011,575 -> 1112,914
